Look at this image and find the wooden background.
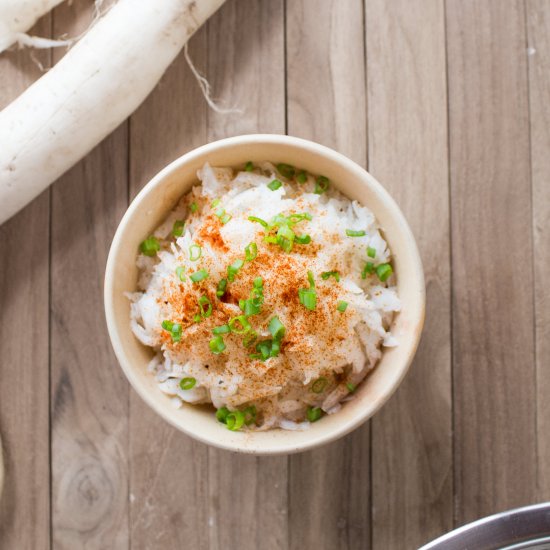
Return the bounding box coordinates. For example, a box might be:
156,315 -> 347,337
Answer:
0,0 -> 549,548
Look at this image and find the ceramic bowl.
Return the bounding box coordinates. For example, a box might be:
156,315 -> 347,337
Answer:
104,134 -> 425,455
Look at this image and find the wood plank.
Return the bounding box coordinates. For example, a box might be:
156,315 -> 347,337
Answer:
0,18 -> 51,550
49,3 -> 129,548
127,23 -> 211,550
526,0 -> 550,501
286,2 -> 369,549
365,1 -> 453,547
205,2 -> 287,549
446,0 -> 536,523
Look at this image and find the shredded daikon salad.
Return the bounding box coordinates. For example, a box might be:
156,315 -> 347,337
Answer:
127,161 -> 400,431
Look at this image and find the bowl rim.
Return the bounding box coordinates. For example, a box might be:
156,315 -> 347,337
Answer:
104,134 -> 425,454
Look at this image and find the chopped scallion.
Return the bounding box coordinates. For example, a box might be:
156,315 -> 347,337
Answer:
243,331 -> 258,347
296,171 -> 307,184
245,242 -> 258,261
216,406 -> 230,423
227,258 -> 245,282
268,316 -> 285,341
161,320 -> 182,343
314,175 -> 330,194
190,269 -> 209,283
229,315 -> 251,335
179,377 -> 196,390
307,406 -> 323,422
295,234 -> 311,245
211,198 -> 221,208
216,278 -> 227,297
361,262 -> 375,279
190,202 -> 198,213
243,405 -> 257,425
346,382 -> 356,393
189,244 -> 202,261
268,179 -> 283,191
212,324 -> 230,335
337,301 -> 348,312
321,271 -> 340,282
277,163 -> 295,179
248,216 -> 269,228
307,270 -> 315,288
198,295 -> 212,318
299,288 -> 317,310
175,266 -> 186,281
245,161 -> 254,172
226,410 -> 245,431
376,263 -> 393,282
311,377 -> 328,393
346,229 -> 366,237
209,335 -> 226,354
139,236 -> 160,257
172,220 -> 185,237
367,246 -> 376,258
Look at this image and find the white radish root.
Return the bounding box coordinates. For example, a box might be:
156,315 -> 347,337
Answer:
0,0 -> 68,53
0,0 -> 226,225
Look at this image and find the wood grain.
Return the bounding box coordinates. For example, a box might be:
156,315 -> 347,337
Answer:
286,2 -> 369,549
127,22 -> 211,550
446,0 -> 536,523
0,17 -> 51,550
365,1 -> 453,547
526,0 -> 550,501
205,2 -> 287,549
49,3 -> 129,548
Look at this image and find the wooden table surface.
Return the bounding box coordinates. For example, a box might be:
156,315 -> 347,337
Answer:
1,1 -> 549,548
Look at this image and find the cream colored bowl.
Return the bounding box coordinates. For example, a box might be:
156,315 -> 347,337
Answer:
104,134 -> 425,455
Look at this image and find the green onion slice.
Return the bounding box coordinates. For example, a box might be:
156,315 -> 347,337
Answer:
268,179 -> 283,191
229,315 -> 251,335
190,202 -> 198,213
226,410 -> 245,431
361,262 -> 375,279
211,198 -> 221,208
245,242 -> 258,261
242,331 -> 258,347
227,258 -> 244,282
139,236 -> 160,257
346,229 -> 366,237
175,266 -> 186,281
314,175 -> 330,194
212,324 -> 230,335
216,407 -> 230,423
307,270 -> 315,288
209,335 -> 226,354
295,234 -> 311,245
321,271 -> 340,282
307,406 -> 323,422
179,377 -> 196,390
245,161 -> 254,171
299,288 -> 317,310
198,295 -> 212,318
216,278 -> 228,298
190,269 -> 209,283
189,244 -> 202,261
311,377 -> 328,393
243,405 -> 257,425
277,163 -> 295,179
337,301 -> 348,312
268,316 -> 285,341
367,246 -> 376,258
346,382 -> 356,393
376,263 -> 393,282
220,213 -> 232,224
161,320 -> 182,342
253,277 -> 263,289
172,220 -> 185,237
296,171 -> 307,184
248,216 -> 269,228
242,299 -> 261,316
287,212 -> 313,223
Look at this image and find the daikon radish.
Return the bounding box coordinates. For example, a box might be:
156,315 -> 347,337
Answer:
0,0 -> 67,52
0,0 -> 225,225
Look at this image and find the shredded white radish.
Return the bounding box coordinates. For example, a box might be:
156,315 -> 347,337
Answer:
0,0 -> 67,52
0,0 -> 226,225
